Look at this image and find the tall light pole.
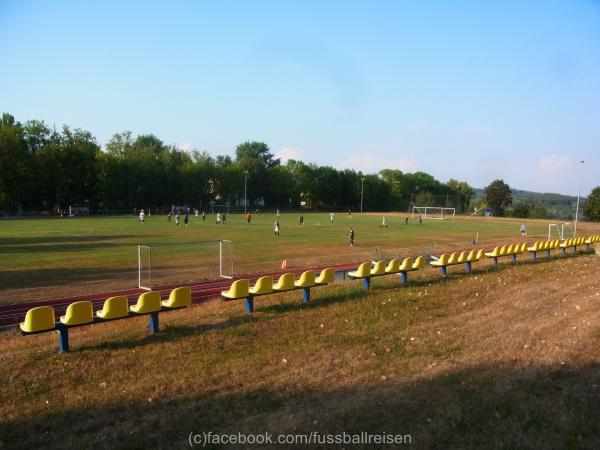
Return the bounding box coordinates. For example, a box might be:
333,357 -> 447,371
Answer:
244,170 -> 248,214
574,160 -> 584,237
360,177 -> 365,213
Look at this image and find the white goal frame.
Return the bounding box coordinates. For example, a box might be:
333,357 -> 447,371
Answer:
548,223 -> 574,241
210,204 -> 230,214
138,240 -> 233,290
412,206 -> 456,220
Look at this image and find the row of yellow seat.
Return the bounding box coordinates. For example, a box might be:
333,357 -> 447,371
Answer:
430,249 -> 485,275
221,268 -> 334,312
585,235 -> 600,245
20,287 -> 192,352
348,256 -> 426,288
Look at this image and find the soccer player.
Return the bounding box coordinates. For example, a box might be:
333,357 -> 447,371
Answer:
222,213 -> 227,224
202,211 -> 206,221
299,213 -> 304,226
330,212 -> 334,222
139,209 -> 145,223
348,227 -> 355,246
520,223 -> 527,237
405,216 -> 409,225
246,212 -> 251,223
379,216 -> 387,228
184,213 -> 189,227
216,212 -> 221,224
274,220 -> 280,237
175,213 -> 180,226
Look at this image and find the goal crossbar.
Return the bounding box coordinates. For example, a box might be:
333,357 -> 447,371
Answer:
412,206 -> 456,220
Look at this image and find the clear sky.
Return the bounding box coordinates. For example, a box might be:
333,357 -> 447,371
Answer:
1,0 -> 598,196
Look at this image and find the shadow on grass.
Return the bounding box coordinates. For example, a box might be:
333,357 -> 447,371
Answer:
2,362 -> 600,449
76,314 -> 273,352
0,266 -> 138,290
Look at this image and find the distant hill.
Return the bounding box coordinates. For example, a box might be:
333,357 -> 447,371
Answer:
473,188 -> 583,220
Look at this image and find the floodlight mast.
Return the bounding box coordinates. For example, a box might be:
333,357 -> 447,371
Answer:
574,160 -> 584,237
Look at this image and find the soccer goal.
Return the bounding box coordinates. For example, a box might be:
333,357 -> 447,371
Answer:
210,204 -> 230,214
138,240 -> 233,290
412,206 -> 456,220
548,223 -> 574,241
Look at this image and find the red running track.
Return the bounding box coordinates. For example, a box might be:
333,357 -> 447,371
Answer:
0,262 -> 360,329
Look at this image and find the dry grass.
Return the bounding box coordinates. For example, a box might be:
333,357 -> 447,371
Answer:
1,253 -> 600,449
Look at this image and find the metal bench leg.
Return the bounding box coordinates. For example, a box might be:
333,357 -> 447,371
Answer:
363,277 -> 371,289
400,272 -> 407,287
561,248 -> 566,256
149,312 -> 159,333
546,250 -> 551,258
574,246 -> 577,254
303,288 -> 310,303
492,257 -> 498,265
245,297 -> 254,314
466,262 -> 472,274
531,252 -> 537,262
511,254 -> 517,263
58,326 -> 69,353
440,266 -> 447,277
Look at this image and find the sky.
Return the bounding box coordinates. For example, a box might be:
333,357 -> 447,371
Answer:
1,0 -> 598,196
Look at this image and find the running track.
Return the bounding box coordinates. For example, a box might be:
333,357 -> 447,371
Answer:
0,262 -> 360,329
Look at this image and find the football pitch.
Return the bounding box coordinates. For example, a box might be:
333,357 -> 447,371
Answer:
0,213 -> 586,304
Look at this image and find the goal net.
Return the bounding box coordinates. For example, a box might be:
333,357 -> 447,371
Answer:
412,206 -> 456,220
138,240 -> 233,290
548,223 -> 574,240
210,204 -> 230,214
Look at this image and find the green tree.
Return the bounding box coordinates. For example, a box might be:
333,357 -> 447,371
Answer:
584,187 -> 600,221
511,202 -> 530,218
235,141 -> 279,168
530,202 -> 548,219
484,179 -> 512,216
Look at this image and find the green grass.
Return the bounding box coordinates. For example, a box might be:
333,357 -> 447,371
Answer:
0,212 -> 569,303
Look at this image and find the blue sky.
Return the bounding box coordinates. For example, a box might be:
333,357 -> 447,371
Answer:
1,0 -> 598,196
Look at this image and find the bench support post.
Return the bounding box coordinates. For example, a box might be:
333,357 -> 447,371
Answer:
440,266 -> 447,277
546,249 -> 551,258
245,297 -> 254,314
303,288 -> 310,303
492,257 -> 498,266
511,254 -> 517,263
531,252 -> 537,262
585,243 -> 590,251
561,247 -> 566,256
466,262 -> 472,274
149,312 -> 159,334
400,272 -> 407,287
58,326 -> 69,353
363,277 -> 371,289
574,246 -> 577,254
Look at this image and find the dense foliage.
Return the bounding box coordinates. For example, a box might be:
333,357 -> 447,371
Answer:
484,179 -> 513,217
0,113 -> 475,213
584,187 -> 600,221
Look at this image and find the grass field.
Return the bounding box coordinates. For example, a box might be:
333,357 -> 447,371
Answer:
1,249 -> 599,448
2,212 -> 597,304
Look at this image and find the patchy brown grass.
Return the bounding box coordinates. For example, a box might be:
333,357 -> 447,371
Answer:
1,253 -> 600,449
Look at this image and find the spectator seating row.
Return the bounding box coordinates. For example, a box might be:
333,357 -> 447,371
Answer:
19,287 -> 191,352
221,268 -> 334,313
348,256 -> 426,288
430,249 -> 485,276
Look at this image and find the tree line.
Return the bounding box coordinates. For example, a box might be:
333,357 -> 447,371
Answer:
0,113 -> 478,214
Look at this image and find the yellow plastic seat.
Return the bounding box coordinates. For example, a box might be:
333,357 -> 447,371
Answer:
370,261 -> 386,276
249,276 -> 274,295
315,268 -> 334,285
130,291 -> 162,313
528,241 -> 539,252
398,257 -> 413,271
20,306 -> 56,333
96,296 -> 129,319
273,273 -> 295,291
447,252 -> 458,264
295,270 -> 316,288
60,301 -> 94,326
412,255 -> 426,269
457,251 -> 468,263
221,279 -> 250,299
466,250 -> 477,261
431,254 -> 449,267
349,262 -> 371,279
475,249 -> 485,260
385,259 -> 400,273
162,287 -> 192,309
485,246 -> 500,257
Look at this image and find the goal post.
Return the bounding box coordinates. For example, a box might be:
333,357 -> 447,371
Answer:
210,204 -> 230,214
138,240 -> 234,290
412,206 -> 456,220
548,223 -> 574,240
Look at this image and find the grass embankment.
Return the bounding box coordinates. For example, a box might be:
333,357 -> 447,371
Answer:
2,213 -> 596,304
1,253 -> 600,449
